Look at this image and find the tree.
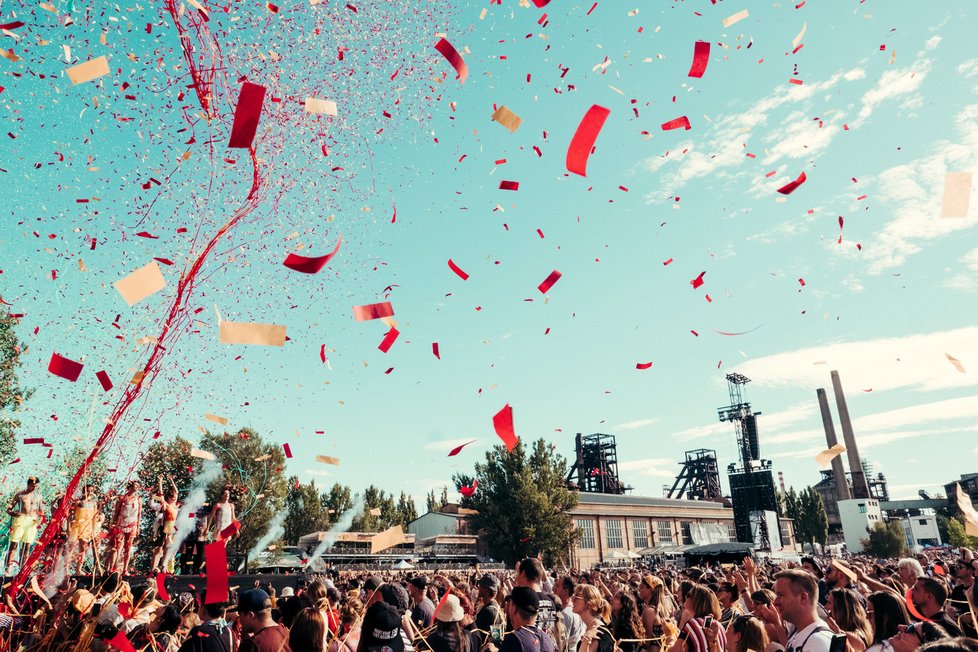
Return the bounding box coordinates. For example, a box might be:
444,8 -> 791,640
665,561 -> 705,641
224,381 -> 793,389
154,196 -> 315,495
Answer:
946,517 -> 978,548
0,313 -> 31,464
455,439 -> 578,566
284,477 -> 329,545
396,491 -> 418,526
321,482 -> 354,525
863,521 -> 906,557
351,485 -> 400,532
783,486 -> 828,547
199,427 -> 288,556
426,487 -> 449,513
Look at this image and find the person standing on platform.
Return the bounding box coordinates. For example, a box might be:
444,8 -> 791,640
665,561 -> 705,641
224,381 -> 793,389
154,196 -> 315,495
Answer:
6,476 -> 45,573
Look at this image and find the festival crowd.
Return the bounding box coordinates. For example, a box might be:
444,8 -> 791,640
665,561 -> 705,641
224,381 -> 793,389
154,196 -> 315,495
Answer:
2,542 -> 978,652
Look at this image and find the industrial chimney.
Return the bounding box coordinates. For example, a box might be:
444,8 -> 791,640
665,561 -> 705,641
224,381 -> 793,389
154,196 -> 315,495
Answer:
817,388 -> 851,501
831,370 -> 870,499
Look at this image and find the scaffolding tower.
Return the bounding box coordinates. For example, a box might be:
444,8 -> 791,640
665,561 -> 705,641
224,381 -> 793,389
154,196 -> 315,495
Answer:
566,433 -> 632,494
667,449 -> 724,501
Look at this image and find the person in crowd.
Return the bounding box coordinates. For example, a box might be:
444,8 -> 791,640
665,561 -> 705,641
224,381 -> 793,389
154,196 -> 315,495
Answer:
911,578 -> 963,637
669,584 -> 725,652
898,560 -> 927,593
716,583 -> 742,628
888,623 -> 953,652
517,558 -> 560,643
238,588 -> 291,652
949,560 -> 975,620
179,598 -> 234,652
801,558 -> 828,607
410,577 -> 436,629
130,603 -> 184,652
427,593 -> 479,652
825,588 -> 873,652
611,591 -> 646,652
717,615 -> 769,652
865,591 -> 911,652
288,607 -> 326,652
770,569 -> 834,652
330,595 -> 364,652
476,573 -> 506,644
573,584 -> 614,652
498,586 -> 556,652
638,574 -> 678,652
360,601 -> 407,652
555,575 -> 586,652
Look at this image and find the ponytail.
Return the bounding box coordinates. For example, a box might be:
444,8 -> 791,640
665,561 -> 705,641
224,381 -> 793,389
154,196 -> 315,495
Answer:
599,598 -> 612,623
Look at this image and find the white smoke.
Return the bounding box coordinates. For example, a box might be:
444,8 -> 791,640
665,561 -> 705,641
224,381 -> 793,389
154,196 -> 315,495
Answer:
43,545 -> 71,597
303,495 -> 364,570
164,460 -> 223,567
239,510 -> 287,572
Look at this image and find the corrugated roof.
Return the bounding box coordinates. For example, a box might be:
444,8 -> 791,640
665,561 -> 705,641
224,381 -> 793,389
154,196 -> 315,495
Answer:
576,493 -> 730,510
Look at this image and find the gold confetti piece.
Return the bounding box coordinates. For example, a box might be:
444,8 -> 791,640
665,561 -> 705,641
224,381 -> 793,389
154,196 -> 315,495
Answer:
205,413 -> 228,425
946,353 -> 966,374
491,105 -> 522,133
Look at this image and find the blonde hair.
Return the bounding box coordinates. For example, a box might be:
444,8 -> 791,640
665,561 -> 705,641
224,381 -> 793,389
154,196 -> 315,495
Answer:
686,585 -> 721,620
575,584 -> 611,622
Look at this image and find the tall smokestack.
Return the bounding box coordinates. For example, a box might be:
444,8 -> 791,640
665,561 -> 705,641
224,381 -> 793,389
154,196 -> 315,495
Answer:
831,370 -> 869,499
778,471 -> 786,494
817,388 -> 851,501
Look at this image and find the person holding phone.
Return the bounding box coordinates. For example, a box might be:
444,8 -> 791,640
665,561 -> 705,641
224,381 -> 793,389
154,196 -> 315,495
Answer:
668,585 -> 724,652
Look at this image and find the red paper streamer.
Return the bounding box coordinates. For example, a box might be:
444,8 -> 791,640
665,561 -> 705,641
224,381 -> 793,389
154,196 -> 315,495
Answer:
688,41 -> 710,78
566,104 -> 610,177
636,362 -> 653,370
48,353 -> 84,382
434,37 -> 468,83
352,302 -> 395,321
777,171 -> 807,195
228,82 -> 266,148
448,440 -> 475,457
460,481 -> 477,497
493,404 -> 518,451
108,631 -> 138,652
661,116 -> 691,131
320,344 -> 327,364
690,271 -> 706,289
432,342 -> 441,359
219,519 -> 241,541
283,443 -> 293,459
156,573 -> 170,601
447,259 -> 470,280
96,370 -> 114,391
378,327 -> 400,353
23,438 -> 44,445
204,540 -> 229,605
538,270 -> 562,294
499,180 -> 520,191
283,235 -> 343,274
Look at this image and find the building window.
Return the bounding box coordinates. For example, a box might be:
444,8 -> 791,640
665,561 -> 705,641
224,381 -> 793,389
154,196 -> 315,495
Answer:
577,519 -> 595,549
606,519 -> 624,548
858,504 -> 867,514
632,520 -> 649,548
680,522 -> 693,545
657,521 -> 673,545
918,519 -> 928,526
724,522 -> 737,541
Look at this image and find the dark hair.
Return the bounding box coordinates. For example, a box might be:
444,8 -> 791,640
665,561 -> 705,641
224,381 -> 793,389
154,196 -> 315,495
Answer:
612,592 -> 646,643
867,591 -> 909,644
204,602 -> 227,619
718,581 -> 740,600
801,557 -> 824,579
157,604 -> 182,633
518,558 -> 545,583
915,577 -> 949,607
560,576 -> 577,595
919,639 -> 978,652
828,589 -> 872,648
908,622 -> 952,645
290,607 -> 326,652
686,585 -> 721,620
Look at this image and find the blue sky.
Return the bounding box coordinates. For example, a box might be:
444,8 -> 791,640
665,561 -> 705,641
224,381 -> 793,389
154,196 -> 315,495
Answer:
2,0 -> 977,511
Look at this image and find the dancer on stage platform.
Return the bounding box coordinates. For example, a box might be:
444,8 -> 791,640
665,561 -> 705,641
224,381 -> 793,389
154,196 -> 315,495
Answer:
150,475 -> 180,573
108,480 -> 142,576
5,476 -> 45,574
211,486 -> 236,540
65,484 -> 101,575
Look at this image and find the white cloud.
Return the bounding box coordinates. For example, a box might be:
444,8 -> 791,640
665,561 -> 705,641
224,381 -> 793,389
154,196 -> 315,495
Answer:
735,326 -> 978,393
943,272 -> 978,292
958,58 -> 978,79
963,248 -> 978,270
853,59 -> 932,127
841,277 -> 865,293
675,422 -> 729,442
614,418 -> 659,431
844,68 -> 867,81
304,468 -> 333,478
925,36 -> 943,51
863,104 -> 978,273
762,113 -> 842,165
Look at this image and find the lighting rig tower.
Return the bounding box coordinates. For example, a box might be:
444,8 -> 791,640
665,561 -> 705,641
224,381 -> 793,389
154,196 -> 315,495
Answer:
718,373 -> 780,550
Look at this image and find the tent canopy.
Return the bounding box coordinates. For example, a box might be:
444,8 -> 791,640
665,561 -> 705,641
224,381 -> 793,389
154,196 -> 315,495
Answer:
393,560 -> 414,569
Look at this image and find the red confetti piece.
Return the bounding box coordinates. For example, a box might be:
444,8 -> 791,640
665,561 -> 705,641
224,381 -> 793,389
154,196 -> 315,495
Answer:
23,438 -> 44,445
636,362 -> 653,370
798,278 -> 806,286
434,37 -> 468,83
690,271 -> 706,289
204,541 -> 229,605
320,344 -> 327,364
108,631 -> 137,652
688,41 -> 710,78
532,0 -> 550,6
586,2 -> 597,15
715,325 -> 763,336
538,269 -> 562,293
663,258 -> 673,265
378,327 -> 399,353
135,231 -> 158,239
432,342 -> 441,359
96,370 -> 113,391
448,440 -> 475,457
384,367 -> 394,374
283,443 -> 292,458
283,235 -> 343,274
566,104 -> 611,177
789,78 -> 803,85
218,519 -> 241,541
48,353 -> 83,382
777,171 -> 807,195
460,481 -> 477,497
153,258 -> 174,266
352,302 -> 394,321
661,116 -> 691,131
499,180 -> 520,191
493,404 -> 518,451
536,229 -> 545,238
228,82 -> 266,149
447,259 -> 470,280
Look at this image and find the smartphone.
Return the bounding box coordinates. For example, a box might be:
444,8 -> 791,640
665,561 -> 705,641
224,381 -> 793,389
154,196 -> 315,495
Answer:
490,623 -> 504,646
704,616 -> 714,629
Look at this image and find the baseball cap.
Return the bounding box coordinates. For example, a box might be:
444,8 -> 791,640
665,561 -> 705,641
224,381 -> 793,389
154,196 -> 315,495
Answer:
362,602 -> 405,652
237,589 -> 271,613
379,583 -> 410,615
478,574 -> 500,591
509,586 -> 539,615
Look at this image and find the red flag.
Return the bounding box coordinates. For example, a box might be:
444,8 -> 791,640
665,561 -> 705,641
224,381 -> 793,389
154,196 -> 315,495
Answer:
493,405 -> 518,451
204,540 -> 229,605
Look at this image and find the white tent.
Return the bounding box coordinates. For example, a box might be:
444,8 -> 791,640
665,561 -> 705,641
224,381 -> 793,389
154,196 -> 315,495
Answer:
393,560 -> 414,570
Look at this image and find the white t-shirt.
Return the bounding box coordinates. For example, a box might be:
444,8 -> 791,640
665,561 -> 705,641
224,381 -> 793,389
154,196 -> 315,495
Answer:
785,620 -> 834,652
